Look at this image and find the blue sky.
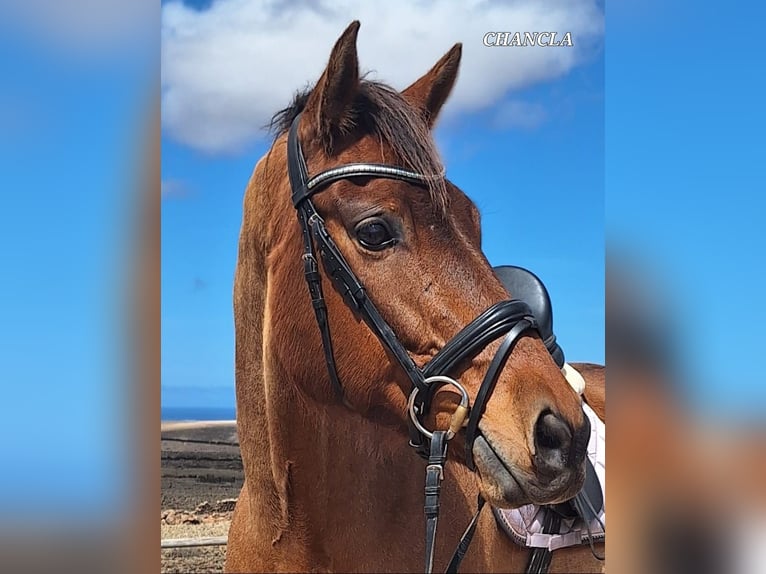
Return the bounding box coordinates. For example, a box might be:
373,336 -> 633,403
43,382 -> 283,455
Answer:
161,3 -> 605,410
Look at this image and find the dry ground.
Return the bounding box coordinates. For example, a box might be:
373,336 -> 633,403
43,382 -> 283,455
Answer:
161,421 -> 243,573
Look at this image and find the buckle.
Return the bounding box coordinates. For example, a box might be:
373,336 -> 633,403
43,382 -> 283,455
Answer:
425,464 -> 444,481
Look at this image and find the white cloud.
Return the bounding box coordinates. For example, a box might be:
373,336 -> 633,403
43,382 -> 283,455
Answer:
161,0 -> 603,154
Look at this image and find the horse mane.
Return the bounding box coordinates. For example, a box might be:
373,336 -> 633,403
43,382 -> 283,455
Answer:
269,79 -> 449,211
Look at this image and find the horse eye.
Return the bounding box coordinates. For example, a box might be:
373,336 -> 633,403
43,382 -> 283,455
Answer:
355,219 -> 395,251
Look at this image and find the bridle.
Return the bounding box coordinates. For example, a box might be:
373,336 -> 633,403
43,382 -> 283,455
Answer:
287,112 -> 556,572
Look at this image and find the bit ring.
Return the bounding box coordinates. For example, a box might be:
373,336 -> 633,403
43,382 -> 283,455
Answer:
407,376 -> 470,440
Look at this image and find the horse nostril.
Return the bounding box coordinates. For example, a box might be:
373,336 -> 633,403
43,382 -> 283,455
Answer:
534,410 -> 573,472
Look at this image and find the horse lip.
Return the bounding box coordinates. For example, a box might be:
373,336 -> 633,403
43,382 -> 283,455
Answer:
472,434 -> 530,506
479,433 -> 524,484
474,431 -> 584,506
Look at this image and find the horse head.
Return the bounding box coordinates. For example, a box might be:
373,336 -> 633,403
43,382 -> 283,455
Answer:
244,21 -> 588,509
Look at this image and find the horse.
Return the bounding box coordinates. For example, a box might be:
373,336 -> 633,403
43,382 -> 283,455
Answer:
226,21 -> 605,573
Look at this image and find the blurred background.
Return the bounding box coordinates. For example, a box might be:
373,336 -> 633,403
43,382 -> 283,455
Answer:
606,1 -> 766,572
0,1 -> 157,571
0,0 -> 763,572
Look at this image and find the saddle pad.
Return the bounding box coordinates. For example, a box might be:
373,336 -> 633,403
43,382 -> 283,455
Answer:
493,400 -> 605,551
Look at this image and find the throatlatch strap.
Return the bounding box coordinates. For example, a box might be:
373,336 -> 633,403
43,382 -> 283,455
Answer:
424,431 -> 448,574
295,204 -> 345,402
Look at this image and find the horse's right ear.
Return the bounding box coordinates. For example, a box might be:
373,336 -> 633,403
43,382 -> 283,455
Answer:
303,21 -> 361,151
402,43 -> 462,128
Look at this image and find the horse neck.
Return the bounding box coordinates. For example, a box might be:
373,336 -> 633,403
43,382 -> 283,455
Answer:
261,376 -> 503,571
233,209 -> 428,556
263,374 -> 428,528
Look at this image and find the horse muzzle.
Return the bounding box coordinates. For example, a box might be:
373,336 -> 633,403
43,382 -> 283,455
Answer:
472,412 -> 589,508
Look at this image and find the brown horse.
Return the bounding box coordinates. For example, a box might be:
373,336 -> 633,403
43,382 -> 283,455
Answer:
227,21 -> 604,573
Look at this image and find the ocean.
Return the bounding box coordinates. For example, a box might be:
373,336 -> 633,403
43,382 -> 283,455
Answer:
161,406 -> 236,421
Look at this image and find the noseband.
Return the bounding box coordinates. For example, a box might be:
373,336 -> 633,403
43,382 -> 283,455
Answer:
287,113 -> 550,572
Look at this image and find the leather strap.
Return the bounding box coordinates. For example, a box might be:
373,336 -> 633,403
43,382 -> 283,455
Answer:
305,163 -> 435,198
288,113 -> 433,207
423,300 -> 535,378
463,319 -> 534,470
445,496 -> 486,573
296,203 -> 345,400
424,431 -> 448,574
309,211 -> 428,393
525,510 -> 561,574
287,115 -> 311,205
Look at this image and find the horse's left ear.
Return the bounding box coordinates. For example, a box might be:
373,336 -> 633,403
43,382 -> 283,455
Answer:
402,43 -> 462,128
304,21 -> 361,151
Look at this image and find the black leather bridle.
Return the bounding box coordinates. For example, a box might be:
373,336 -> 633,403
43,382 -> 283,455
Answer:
286,112 -> 556,572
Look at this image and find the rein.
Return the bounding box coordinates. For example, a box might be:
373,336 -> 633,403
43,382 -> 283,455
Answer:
287,113 -> 545,572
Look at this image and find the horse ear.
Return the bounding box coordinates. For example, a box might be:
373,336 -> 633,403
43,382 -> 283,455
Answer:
304,21 -> 361,150
402,43 -> 462,128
